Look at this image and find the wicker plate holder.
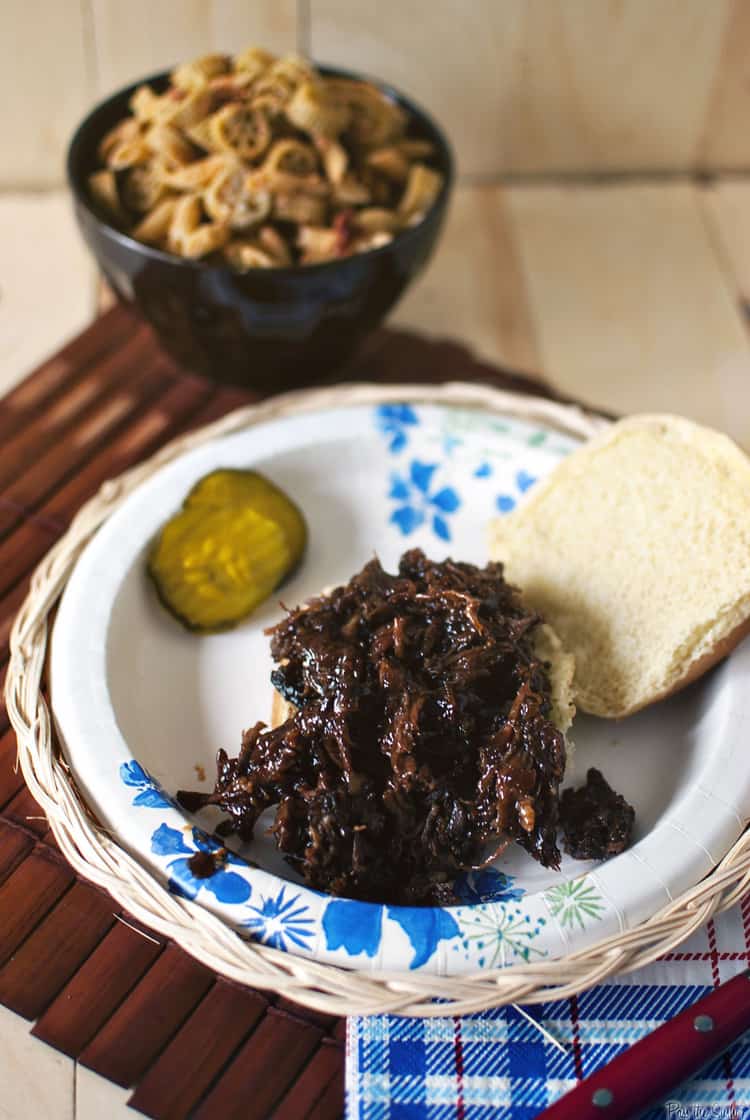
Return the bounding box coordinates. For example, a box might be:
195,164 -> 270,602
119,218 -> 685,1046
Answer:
8,381 -> 750,1017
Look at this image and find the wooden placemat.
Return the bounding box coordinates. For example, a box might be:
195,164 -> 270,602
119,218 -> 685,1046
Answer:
0,304 -> 554,1119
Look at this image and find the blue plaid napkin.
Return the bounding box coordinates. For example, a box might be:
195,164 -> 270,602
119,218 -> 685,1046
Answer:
346,899 -> 750,1118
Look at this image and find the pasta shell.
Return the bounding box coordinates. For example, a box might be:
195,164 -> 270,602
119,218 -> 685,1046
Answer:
207,72 -> 253,104
273,192 -> 327,225
296,224 -> 340,264
354,231 -> 393,252
286,82 -> 350,138
230,190 -> 272,231
202,162 -> 243,222
398,163 -> 443,221
257,224 -> 292,266
131,197 -> 178,244
355,207 -> 401,234
88,169 -> 128,225
268,54 -> 315,89
254,139 -> 329,197
172,54 -> 229,91
145,123 -> 195,166
121,163 -> 168,213
168,194 -> 202,253
314,136 -> 348,186
251,76 -> 295,111
223,239 -> 276,269
366,146 -> 411,182
332,174 -> 371,206
98,118 -> 142,164
203,163 -> 271,230
233,46 -> 275,79
147,90 -> 189,127
325,78 -> 407,148
168,87 -> 215,130
107,137 -> 152,170
160,155 -> 227,192
264,138 -> 318,177
129,85 -> 162,123
210,103 -> 271,161
251,169 -> 329,198
185,117 -> 218,153
181,222 -> 230,259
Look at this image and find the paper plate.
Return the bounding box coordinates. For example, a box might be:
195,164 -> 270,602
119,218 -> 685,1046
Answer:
50,398 -> 750,975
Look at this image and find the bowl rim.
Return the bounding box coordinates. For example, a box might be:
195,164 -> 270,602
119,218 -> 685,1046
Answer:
66,61 -> 455,277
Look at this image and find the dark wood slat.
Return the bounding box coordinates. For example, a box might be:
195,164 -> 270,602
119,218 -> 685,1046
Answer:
43,374 -> 213,526
0,880 -> 116,1018
0,663 -> 9,738
41,827 -> 60,852
128,980 -> 267,1119
181,384 -> 252,428
0,306 -> 142,443
0,580 -> 28,658
272,1039 -> 344,1120
79,944 -> 214,1086
0,848 -> 74,966
275,996 -> 337,1031
33,918 -> 164,1056
306,1063 -> 345,1120
0,727 -> 24,808
0,522 -> 55,606
0,356 -> 179,539
0,376 -> 214,601
0,821 -> 33,884
192,1008 -> 323,1120
3,784 -> 48,838
0,330 -> 160,491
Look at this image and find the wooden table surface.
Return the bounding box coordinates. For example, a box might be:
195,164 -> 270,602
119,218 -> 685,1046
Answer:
2,176 -> 750,1119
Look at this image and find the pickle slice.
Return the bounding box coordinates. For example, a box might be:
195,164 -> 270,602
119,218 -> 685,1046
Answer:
147,469 -> 307,632
185,468 -> 307,559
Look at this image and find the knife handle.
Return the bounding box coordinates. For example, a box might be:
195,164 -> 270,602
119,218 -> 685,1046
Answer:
538,969 -> 750,1120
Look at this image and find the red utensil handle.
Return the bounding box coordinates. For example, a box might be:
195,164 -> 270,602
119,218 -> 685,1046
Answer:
538,969 -> 750,1120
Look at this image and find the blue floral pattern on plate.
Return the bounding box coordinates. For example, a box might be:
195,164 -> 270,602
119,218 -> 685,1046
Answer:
323,899 -> 384,959
321,900 -> 461,969
387,907 -> 461,970
242,885 -> 316,951
120,760 -> 172,809
375,403 -> 419,453
389,459 -> 461,541
496,468 -> 538,513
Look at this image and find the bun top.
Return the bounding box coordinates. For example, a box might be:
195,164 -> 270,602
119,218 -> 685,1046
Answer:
490,414 -> 750,718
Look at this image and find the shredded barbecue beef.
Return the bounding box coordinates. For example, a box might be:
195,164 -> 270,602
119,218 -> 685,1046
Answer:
179,549 -> 566,904
560,767 -> 635,860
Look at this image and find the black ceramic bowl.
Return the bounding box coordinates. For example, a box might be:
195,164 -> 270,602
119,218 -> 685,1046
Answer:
67,66 -> 454,391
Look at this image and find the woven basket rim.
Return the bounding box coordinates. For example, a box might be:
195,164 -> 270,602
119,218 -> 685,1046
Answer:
7,379 -> 750,1017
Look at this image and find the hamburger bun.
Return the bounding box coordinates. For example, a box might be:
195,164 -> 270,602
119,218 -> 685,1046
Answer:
490,414 -> 750,718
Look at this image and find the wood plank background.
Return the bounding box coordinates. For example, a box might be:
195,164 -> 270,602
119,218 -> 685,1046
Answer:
7,0 -> 750,188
